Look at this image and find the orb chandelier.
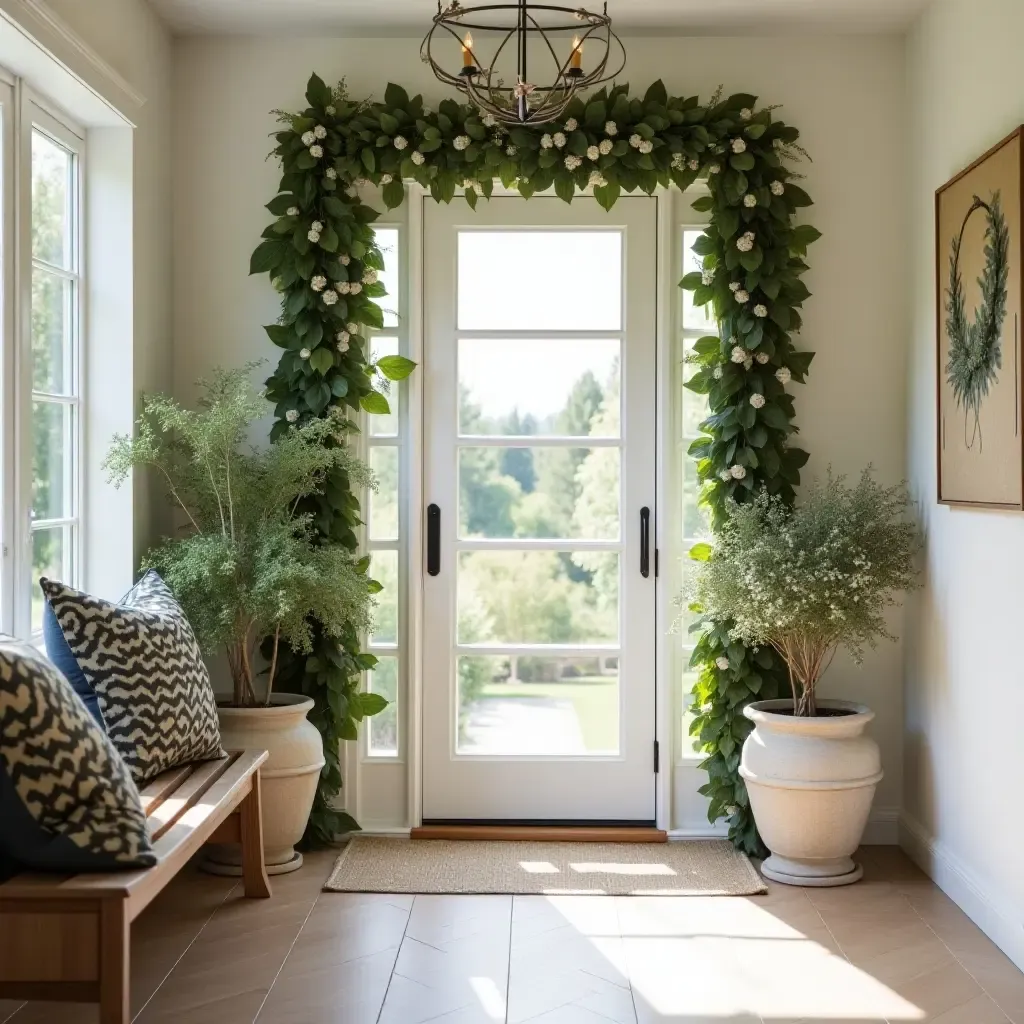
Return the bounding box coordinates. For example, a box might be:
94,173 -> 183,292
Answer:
421,0 -> 626,126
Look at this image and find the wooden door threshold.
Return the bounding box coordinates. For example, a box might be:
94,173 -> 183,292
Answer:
411,825 -> 668,843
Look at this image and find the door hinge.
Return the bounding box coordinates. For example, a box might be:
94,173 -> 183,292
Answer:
653,739 -> 660,774
654,548 -> 659,577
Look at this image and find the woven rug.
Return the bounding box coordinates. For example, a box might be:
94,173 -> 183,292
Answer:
324,837 -> 766,896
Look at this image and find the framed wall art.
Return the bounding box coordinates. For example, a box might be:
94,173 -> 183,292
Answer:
936,126 -> 1023,508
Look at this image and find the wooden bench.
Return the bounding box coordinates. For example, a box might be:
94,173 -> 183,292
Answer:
0,749 -> 272,1024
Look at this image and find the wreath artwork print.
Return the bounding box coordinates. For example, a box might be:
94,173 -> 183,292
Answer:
251,74 -> 818,854
937,127 -> 1023,509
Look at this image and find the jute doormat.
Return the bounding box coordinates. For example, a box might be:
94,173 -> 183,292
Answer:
324,837 -> 766,896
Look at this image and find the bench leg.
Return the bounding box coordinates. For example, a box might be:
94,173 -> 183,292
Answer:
240,768 -> 272,899
99,900 -> 129,1024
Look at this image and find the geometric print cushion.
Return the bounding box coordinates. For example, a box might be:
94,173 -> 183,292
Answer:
0,635 -> 155,875
39,571 -> 225,786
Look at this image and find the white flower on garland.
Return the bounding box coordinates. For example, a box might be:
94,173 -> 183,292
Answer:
599,139 -> 613,156
411,150 -> 426,166
300,347 -> 312,360
453,135 -> 470,151
689,158 -> 700,171
671,152 -> 684,170
309,144 -> 323,159
336,331 -> 350,351
771,180 -> 785,196
308,228 -> 321,243
311,275 -> 327,292
718,470 -> 732,483
755,351 -> 770,365
736,235 -> 754,253
604,120 -> 618,135
379,173 -> 393,185
394,135 -> 408,150
322,289 -> 338,306
326,105 -> 336,116
749,392 -> 766,409
753,304 -> 768,318
708,163 -> 721,174
735,289 -> 749,303
776,367 -> 792,385
350,282 -> 362,295
588,171 -> 607,188
713,366 -> 723,379
731,345 -> 747,363
311,221 -> 323,233
314,125 -> 327,140
564,154 -> 582,171
701,268 -> 715,286
553,132 -> 567,148
337,281 -> 351,295
587,145 -> 600,161
506,144 -> 517,157
347,322 -> 359,333
287,206 -> 300,217
629,133 -> 642,148
301,130 -> 316,146
743,193 -> 757,208
286,409 -> 299,423
339,254 -> 350,266
638,140 -> 653,154
730,464 -> 747,480
482,113 -> 497,128
326,167 -> 337,180
739,107 -> 752,121
362,268 -> 378,285
540,133 -> 554,149
715,656 -> 731,670
729,281 -> 741,292
565,117 -> 578,131
731,138 -> 747,154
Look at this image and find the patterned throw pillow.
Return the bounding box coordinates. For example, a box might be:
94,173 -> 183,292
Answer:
0,636 -> 155,874
40,571 -> 225,785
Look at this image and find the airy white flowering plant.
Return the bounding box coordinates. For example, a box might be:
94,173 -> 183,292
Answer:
689,471 -> 919,716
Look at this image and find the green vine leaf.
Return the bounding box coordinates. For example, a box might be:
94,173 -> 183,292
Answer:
360,391 -> 391,415
376,354 -> 417,381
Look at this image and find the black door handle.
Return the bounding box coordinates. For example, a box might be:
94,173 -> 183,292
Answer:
640,506 -> 650,578
427,504 -> 441,576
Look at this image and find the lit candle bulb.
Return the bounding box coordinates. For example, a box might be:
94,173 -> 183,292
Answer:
570,35 -> 583,69
462,32 -> 474,68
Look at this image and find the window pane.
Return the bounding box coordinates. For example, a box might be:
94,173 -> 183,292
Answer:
32,400 -> 71,521
681,339 -> 709,437
459,338 -> 620,436
681,450 -> 710,541
369,446 -> 398,540
32,130 -> 72,269
32,271 -> 71,394
682,229 -> 716,332
458,231 -> 621,330
680,665 -> 701,757
367,656 -> 398,756
456,654 -> 619,754
459,447 -> 619,540
370,549 -> 398,645
31,526 -> 67,632
370,336 -> 399,435
458,550 -> 618,645
373,227 -> 399,328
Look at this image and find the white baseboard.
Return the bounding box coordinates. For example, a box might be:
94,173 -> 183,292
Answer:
899,810 -> 1024,974
668,807 -> 900,844
357,826 -> 412,837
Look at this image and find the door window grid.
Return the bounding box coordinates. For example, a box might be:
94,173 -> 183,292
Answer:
28,117 -> 82,636
365,226 -> 403,758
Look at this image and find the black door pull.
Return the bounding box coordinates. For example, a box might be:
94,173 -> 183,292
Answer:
640,506 -> 651,578
427,504 -> 441,576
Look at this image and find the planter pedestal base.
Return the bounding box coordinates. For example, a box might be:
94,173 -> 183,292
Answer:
202,846 -> 304,877
761,853 -> 863,888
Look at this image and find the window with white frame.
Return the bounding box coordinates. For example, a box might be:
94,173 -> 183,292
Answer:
365,225 -> 404,757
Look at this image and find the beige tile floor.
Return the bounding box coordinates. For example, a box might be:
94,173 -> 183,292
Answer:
2,845 -> 1023,1023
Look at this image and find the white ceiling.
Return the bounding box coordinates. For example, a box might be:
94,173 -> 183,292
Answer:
147,0 -> 930,36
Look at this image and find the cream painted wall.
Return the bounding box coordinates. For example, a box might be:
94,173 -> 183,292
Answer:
43,0 -> 173,557
172,33 -> 909,826
904,0 -> 1024,969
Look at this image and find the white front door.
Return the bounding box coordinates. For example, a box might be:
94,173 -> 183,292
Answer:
421,194 -> 658,823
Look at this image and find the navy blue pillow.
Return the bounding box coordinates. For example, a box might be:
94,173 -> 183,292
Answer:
42,596 -> 104,728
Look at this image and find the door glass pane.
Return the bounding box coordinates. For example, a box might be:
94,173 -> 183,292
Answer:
459,447 -> 620,540
32,400 -> 70,520
370,336 -> 399,436
458,231 -> 621,330
32,271 -> 71,394
373,227 -> 399,328
32,130 -> 72,270
682,229 -> 716,333
456,654 -> 619,754
368,656 -> 398,756
459,338 -> 620,436
31,526 -> 66,632
369,446 -> 398,539
370,550 -> 398,644
458,550 -> 618,645
681,339 -> 709,436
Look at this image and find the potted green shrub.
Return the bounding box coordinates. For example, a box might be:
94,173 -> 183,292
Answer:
105,366 -> 379,874
689,469 -> 919,886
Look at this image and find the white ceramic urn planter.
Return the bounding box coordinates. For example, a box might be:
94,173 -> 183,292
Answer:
204,694 -> 325,876
740,698 -> 882,887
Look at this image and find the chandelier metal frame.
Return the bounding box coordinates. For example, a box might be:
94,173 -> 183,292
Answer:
420,0 -> 626,125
